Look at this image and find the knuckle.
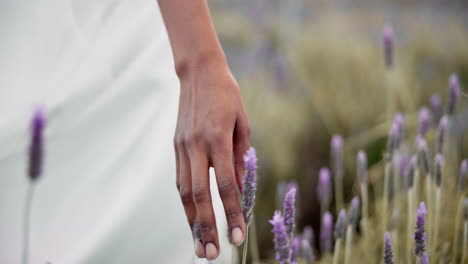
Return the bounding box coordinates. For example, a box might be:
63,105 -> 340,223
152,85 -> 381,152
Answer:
225,208 -> 241,224
186,130 -> 204,149
208,129 -> 227,146
178,186 -> 193,206
192,184 -> 210,204
218,178 -> 236,198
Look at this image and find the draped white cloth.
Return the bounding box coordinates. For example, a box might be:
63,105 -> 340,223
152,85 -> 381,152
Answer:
0,0 -> 233,263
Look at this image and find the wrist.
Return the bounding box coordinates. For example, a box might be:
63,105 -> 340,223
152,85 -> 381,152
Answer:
175,48 -> 228,83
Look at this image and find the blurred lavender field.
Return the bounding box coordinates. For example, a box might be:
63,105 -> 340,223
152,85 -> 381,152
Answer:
209,0 -> 468,262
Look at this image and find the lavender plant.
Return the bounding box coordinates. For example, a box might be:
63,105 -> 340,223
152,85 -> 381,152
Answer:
283,186 -> 297,239
317,167 -> 332,216
414,202 -> 428,264
383,232 -> 393,264
270,211 -> 292,264
332,210 -> 346,264
241,147 -> 258,264
24,107 -> 46,264
320,212 -> 333,255
331,135 -> 344,212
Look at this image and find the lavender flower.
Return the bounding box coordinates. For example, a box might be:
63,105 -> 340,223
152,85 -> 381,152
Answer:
383,25 -> 394,68
348,196 -> 360,227
357,150 -> 367,184
434,154 -> 443,187
320,212 -> 333,254
448,73 -> 461,115
430,94 -> 442,121
302,226 -> 314,246
29,107 -> 46,181
242,147 -> 258,225
317,167 -> 332,211
384,232 -> 393,264
270,211 -> 291,264
331,134 -> 343,175
386,123 -> 400,161
421,253 -> 428,264
406,155 -> 417,189
334,209 -> 347,239
418,107 -> 431,137
414,202 -> 427,257
416,137 -> 430,175
301,238 -> 315,264
283,186 -> 297,238
436,115 -> 448,154
291,237 -> 300,262
458,159 -> 468,192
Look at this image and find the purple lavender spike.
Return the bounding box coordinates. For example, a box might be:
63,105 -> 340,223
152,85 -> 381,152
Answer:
242,147 -> 258,225
301,238 -> 315,264
434,154 -> 443,187
331,135 -> 343,174
348,196 -> 360,226
320,212 -> 333,254
283,186 -> 297,238
291,237 -> 300,262
459,159 -> 468,192
386,123 -> 400,161
357,150 -> 368,184
406,155 -> 417,189
317,167 -> 332,210
384,232 -> 393,264
418,107 -> 431,137
414,202 -> 427,257
448,73 -> 461,115
416,137 -> 430,175
302,226 -> 314,246
383,25 -> 394,68
334,209 -> 347,239
29,107 -> 46,181
436,115 -> 448,154
421,253 -> 428,264
270,211 -> 291,264
430,94 -> 442,121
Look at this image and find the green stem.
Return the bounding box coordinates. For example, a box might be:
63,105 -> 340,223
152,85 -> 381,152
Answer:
242,225 -> 249,264
250,217 -> 260,264
23,184 -> 35,264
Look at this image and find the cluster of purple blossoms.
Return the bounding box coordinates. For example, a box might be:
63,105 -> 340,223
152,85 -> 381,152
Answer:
334,209 -> 347,239
242,147 -> 258,225
283,186 -> 297,238
29,107 -> 46,181
320,212 -> 333,254
383,25 -> 394,68
357,151 -> 367,184
317,167 -> 332,210
384,232 -> 393,264
414,202 -> 427,257
270,211 -> 292,264
418,108 -> 431,137
448,73 -> 461,115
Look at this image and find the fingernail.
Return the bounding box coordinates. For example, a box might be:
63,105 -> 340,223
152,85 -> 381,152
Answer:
195,240 -> 205,258
231,227 -> 244,246
205,243 -> 218,260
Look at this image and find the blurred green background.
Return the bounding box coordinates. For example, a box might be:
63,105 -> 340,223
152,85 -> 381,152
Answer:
211,0 -> 468,261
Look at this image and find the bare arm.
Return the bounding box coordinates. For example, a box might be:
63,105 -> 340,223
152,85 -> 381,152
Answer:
158,0 -> 251,261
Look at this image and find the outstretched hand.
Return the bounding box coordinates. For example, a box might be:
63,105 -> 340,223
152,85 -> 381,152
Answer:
173,58 -> 250,261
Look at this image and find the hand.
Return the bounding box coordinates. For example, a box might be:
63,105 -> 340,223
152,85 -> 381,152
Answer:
174,57 -> 251,261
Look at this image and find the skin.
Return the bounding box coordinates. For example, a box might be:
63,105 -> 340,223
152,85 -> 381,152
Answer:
158,0 -> 251,261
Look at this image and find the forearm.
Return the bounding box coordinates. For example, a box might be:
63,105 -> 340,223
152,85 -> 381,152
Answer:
157,0 -> 227,80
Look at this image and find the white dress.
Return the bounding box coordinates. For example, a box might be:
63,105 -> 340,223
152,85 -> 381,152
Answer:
0,0 -> 232,263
